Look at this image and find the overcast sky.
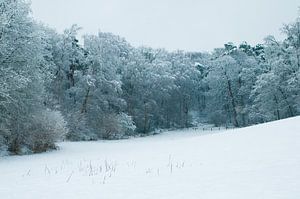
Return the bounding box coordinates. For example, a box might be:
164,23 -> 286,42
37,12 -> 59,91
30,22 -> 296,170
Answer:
30,0 -> 299,52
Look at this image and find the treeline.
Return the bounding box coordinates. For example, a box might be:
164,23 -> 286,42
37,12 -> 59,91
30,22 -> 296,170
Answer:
0,0 -> 299,155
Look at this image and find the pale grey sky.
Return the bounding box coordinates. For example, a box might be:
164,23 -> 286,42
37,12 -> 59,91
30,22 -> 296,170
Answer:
30,0 -> 299,52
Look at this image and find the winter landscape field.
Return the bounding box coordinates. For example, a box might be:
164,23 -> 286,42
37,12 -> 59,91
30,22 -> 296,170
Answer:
1,0 -> 300,198
1,116 -> 300,199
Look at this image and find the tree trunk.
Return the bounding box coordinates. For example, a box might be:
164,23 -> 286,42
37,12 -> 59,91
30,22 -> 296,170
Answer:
224,71 -> 239,127
274,95 -> 280,120
143,101 -> 148,134
278,87 -> 294,117
81,87 -> 90,113
183,98 -> 189,127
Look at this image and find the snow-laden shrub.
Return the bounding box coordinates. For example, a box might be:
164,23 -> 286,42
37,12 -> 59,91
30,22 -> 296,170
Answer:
66,113 -> 97,141
101,113 -> 136,139
25,110 -> 68,153
0,134 -> 8,157
0,123 -> 10,156
118,113 -> 136,137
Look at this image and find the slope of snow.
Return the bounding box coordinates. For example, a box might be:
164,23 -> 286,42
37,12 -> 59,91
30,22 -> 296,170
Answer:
1,117 -> 300,199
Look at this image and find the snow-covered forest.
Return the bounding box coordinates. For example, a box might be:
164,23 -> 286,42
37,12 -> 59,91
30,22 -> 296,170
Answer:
1,0 -> 300,156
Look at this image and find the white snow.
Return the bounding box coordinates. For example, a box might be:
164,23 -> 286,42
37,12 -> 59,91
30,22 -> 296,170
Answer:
1,117 -> 300,199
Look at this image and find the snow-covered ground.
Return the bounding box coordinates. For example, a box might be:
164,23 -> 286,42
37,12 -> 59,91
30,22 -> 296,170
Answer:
1,117 -> 300,199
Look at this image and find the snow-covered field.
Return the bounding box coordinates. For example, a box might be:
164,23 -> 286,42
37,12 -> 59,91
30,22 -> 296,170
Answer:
1,117 -> 300,199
